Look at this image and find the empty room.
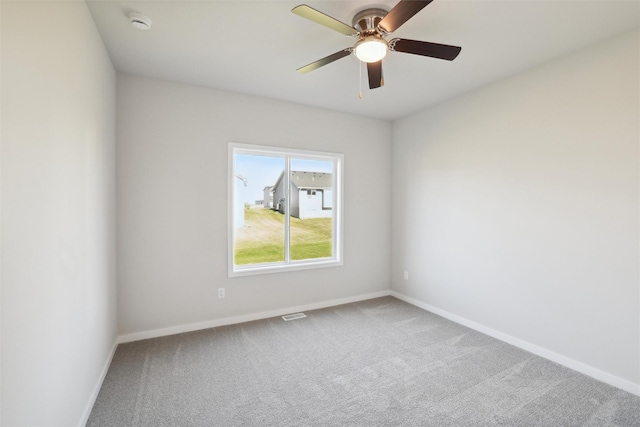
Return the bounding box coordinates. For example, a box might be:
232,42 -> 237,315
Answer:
1,0 -> 639,426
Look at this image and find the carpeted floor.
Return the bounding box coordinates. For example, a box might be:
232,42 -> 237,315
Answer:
87,297 -> 640,426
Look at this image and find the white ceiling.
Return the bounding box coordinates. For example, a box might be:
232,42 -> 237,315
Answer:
87,0 -> 640,121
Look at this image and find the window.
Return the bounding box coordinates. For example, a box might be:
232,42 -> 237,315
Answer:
228,143 -> 343,277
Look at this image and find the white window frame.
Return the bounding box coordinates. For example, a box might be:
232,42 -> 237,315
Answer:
228,142 -> 344,277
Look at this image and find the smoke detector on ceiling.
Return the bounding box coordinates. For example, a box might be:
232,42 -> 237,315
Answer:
129,12 -> 151,30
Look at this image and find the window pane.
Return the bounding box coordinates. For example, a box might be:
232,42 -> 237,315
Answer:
289,158 -> 334,261
229,142 -> 342,277
233,154 -> 285,265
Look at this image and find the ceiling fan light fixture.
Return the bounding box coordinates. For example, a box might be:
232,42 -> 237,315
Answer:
354,36 -> 388,63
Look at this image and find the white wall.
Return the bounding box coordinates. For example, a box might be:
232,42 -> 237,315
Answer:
116,74 -> 391,336
391,30 -> 640,393
1,1 -> 117,426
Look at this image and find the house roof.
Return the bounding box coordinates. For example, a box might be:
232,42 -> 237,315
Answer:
291,171 -> 332,189
273,170 -> 333,190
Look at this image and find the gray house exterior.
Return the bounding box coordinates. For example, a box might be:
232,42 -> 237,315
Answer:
263,186 -> 274,209
272,171 -> 332,219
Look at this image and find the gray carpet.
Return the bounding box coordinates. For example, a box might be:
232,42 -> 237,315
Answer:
87,297 -> 640,426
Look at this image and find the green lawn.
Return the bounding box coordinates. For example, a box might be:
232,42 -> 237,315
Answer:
234,208 -> 332,265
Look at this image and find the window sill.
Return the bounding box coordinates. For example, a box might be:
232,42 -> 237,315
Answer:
228,258 -> 342,278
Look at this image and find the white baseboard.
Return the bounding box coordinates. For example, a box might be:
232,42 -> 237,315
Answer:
390,291 -> 640,397
118,290 -> 391,344
79,336 -> 119,427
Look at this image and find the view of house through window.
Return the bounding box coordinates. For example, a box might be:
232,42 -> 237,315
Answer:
229,143 -> 343,276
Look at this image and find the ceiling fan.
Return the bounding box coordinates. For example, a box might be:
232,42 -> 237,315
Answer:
292,0 -> 461,90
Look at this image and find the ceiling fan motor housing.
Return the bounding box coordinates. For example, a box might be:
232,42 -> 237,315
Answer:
352,8 -> 389,36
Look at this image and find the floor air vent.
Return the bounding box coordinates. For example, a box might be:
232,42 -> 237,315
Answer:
282,313 -> 306,321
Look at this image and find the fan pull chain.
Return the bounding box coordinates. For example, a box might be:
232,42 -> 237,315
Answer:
358,61 -> 363,99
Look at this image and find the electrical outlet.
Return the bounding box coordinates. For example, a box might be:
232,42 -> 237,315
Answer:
218,288 -> 225,299
404,271 -> 409,280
